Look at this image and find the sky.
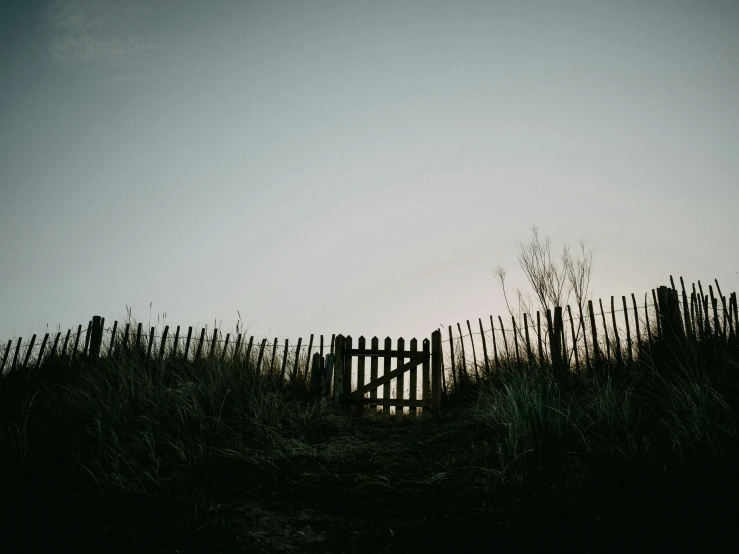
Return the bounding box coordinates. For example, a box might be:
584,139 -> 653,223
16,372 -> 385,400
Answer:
1,0 -> 738,354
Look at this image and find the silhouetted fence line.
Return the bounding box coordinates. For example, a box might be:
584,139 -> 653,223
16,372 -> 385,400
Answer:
2,277 -> 737,390
0,318 -> 338,378
440,277 -> 737,385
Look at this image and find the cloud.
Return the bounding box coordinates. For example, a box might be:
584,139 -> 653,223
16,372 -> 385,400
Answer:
41,0 -> 158,65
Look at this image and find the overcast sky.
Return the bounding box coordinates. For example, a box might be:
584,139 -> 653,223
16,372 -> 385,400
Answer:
1,0 -> 738,350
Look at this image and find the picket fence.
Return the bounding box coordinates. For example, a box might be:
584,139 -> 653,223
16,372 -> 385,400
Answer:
1,277 -> 737,396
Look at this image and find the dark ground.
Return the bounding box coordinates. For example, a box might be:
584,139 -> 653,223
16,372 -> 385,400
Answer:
5,408 -> 739,553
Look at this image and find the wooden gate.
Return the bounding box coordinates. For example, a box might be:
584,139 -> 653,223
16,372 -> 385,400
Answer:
333,330 -> 442,413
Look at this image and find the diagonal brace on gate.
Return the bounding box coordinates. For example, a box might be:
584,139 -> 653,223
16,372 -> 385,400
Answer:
350,355 -> 426,398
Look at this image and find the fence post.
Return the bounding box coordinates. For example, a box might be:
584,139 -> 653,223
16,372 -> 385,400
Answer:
333,335 -> 345,402
552,307 -> 563,373
431,329 -> 442,412
90,316 -> 104,361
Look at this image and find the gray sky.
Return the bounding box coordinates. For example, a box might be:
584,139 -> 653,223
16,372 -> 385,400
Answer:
1,0 -> 738,348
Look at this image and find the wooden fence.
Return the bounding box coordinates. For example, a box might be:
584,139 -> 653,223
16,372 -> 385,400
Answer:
2,276 -> 737,395
0,316 -> 337,380
439,277 -> 737,388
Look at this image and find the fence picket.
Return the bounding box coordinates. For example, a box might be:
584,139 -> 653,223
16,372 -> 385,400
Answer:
456,322 -> 467,380
209,328 -> 218,360
35,333 -> 49,370
599,300 -> 610,363
173,326 -> 181,359
50,331 -> 61,359
512,316 -> 521,367
108,322 -> 117,357
611,297 -> 622,364
396,337 -> 404,416
184,327 -> 193,360
305,334 -> 314,376
1,340 -> 11,373
357,336 -> 366,411
23,334 -> 37,369
588,301 -> 600,367
523,313 -> 533,364
245,336 -> 254,370
371,336 -> 379,412
280,339 -> 289,381
448,326 -> 457,389
466,320 -> 479,381
567,305 -> 579,372
194,328 -> 205,361
622,297 -> 632,364
536,312 -> 543,366
160,326 -> 169,361
255,338 -> 267,375
270,337 -> 278,374
292,337 -> 302,379
147,326 -> 155,359
479,318 -> 491,374
498,315 -> 510,364
383,337 -> 392,416
490,316 -> 500,368
62,329 -> 72,358
409,338 -> 418,416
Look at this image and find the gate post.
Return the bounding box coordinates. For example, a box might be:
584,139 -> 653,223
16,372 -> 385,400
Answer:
431,330 -> 442,412
90,315 -> 104,362
333,335 -> 345,403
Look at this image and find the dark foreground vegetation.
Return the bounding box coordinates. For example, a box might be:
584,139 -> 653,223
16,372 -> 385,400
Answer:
2,325 -> 739,553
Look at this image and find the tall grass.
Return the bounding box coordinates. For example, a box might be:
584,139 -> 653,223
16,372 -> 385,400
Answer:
2,311 -> 739,551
